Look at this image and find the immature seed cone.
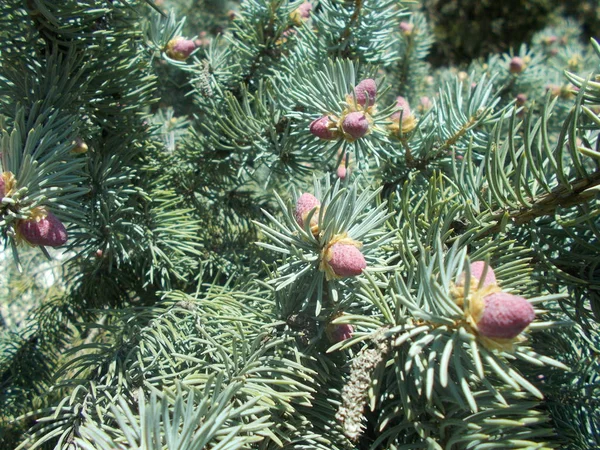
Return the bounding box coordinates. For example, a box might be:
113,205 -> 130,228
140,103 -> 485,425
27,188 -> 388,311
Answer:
458,261 -> 497,288
509,56 -> 525,74
337,165 -> 348,179
391,96 -> 411,119
294,193 -> 321,234
399,21 -> 414,36
18,209 -> 68,247
326,242 -> 366,278
337,151 -> 351,179
290,1 -> 312,25
327,322 -> 354,343
476,292 -> 535,339
72,137 -> 88,154
389,96 -> 416,134
418,96 -> 432,112
342,112 -> 369,140
165,37 -> 196,61
354,78 -> 377,107
310,116 -> 338,140
545,84 -> 561,98
297,2 -> 312,18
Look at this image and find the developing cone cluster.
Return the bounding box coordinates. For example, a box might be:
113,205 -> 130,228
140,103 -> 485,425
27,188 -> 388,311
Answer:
309,78 -> 377,142
455,261 -> 535,343
294,194 -> 367,279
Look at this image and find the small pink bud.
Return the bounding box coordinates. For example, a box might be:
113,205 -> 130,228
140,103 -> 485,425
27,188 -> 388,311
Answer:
18,210 -> 68,247
476,292 -> 535,339
458,261 -> 496,287
310,116 -> 338,140
294,193 -> 320,231
342,112 -> 369,140
419,96 -> 432,111
194,32 -> 210,48
354,78 -> 377,107
328,323 -> 354,343
297,2 -> 312,18
337,165 -> 348,179
327,242 -> 366,277
516,93 -> 527,106
391,96 -> 411,120
290,2 -> 312,25
399,22 -> 414,35
546,84 -> 561,98
165,37 -> 196,61
509,56 -> 525,74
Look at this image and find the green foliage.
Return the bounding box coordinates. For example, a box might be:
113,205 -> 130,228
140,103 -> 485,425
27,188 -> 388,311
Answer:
1,0 -> 600,449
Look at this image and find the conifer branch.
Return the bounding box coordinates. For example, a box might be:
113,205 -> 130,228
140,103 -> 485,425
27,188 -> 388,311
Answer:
483,170 -> 600,236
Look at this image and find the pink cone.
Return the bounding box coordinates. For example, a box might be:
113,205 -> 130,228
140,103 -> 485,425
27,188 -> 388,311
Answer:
328,243 -> 366,277
477,292 -> 535,339
328,323 -> 354,343
391,96 -> 411,120
166,37 -> 196,61
354,79 -> 377,107
310,116 -> 337,140
294,193 -> 320,228
400,22 -> 414,35
337,165 -> 348,179
419,96 -> 432,111
297,2 -> 312,19
509,56 -> 525,74
18,211 -> 68,247
342,112 -> 369,139
461,261 -> 497,287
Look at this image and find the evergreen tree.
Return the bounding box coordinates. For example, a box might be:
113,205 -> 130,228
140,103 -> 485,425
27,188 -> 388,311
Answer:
1,0 -> 599,449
